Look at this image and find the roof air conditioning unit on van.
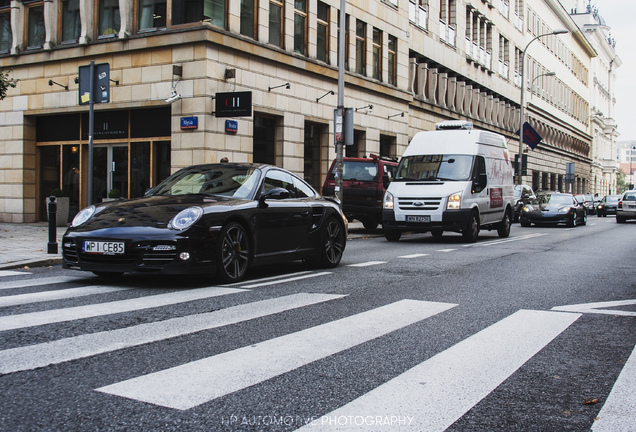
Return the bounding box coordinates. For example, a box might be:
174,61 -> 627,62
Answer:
436,120 -> 473,130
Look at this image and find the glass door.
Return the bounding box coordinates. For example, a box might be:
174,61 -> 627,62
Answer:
93,144 -> 128,201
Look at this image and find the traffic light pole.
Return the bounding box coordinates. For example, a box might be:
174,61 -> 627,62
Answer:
335,0 -> 346,209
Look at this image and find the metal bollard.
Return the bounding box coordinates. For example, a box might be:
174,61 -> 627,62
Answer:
47,196 -> 58,254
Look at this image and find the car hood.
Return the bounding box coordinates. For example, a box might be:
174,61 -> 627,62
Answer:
530,203 -> 569,213
76,195 -> 248,230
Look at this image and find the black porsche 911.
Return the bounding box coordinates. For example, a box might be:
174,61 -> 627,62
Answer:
62,163 -> 347,282
519,192 -> 587,228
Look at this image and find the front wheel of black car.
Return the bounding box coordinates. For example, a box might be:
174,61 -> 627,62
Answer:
216,222 -> 250,283
317,218 -> 346,268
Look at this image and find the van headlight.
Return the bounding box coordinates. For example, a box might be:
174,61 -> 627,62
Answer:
383,191 -> 394,210
447,193 -> 461,210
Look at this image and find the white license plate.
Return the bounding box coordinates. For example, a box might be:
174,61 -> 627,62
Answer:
406,215 -> 430,223
83,240 -> 125,255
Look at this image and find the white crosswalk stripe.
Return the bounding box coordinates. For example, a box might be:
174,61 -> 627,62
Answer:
0,286 -> 129,307
0,293 -> 345,374
95,299 -> 458,410
0,275 -> 89,290
297,309 -> 581,431
0,286 -> 245,331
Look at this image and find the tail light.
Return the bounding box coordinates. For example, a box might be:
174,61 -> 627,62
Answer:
618,201 -> 623,209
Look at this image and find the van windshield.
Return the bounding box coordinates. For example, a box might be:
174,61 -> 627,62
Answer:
395,155 -> 474,181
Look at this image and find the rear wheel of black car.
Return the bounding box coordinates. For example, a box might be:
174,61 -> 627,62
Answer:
317,218 -> 345,268
216,222 -> 250,283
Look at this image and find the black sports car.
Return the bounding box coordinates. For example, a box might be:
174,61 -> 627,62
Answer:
519,192 -> 587,227
62,163 -> 347,282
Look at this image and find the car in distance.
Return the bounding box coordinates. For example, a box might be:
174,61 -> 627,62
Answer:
519,192 -> 587,227
63,163 -> 347,282
616,190 -> 636,223
513,184 -> 535,222
596,195 -> 621,217
574,194 -> 596,215
322,154 -> 398,230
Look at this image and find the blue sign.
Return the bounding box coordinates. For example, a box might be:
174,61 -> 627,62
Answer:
225,120 -> 238,134
180,116 -> 198,130
516,122 -> 543,150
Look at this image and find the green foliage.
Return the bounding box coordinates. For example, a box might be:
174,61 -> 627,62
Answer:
0,68 -> 17,100
50,188 -> 68,197
108,188 -> 122,198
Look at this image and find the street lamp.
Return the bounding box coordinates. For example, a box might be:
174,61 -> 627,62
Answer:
517,29 -> 568,186
530,71 -> 556,98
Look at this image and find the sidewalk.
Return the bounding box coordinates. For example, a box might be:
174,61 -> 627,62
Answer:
0,222 -> 65,270
0,221 -> 381,271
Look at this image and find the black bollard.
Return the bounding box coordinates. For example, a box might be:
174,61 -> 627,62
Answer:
47,196 -> 58,254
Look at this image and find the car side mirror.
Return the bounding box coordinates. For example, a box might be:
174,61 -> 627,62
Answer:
258,187 -> 290,208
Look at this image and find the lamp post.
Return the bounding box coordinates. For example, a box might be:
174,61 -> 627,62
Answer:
630,146 -> 635,190
530,71 -> 556,98
517,29 -> 568,186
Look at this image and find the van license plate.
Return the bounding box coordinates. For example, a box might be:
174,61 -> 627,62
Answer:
407,215 -> 430,223
83,241 -> 125,255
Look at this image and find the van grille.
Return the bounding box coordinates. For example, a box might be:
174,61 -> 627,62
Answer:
397,197 -> 443,211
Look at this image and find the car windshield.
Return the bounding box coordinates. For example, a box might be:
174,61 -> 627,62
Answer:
150,165 -> 261,199
342,161 -> 378,181
606,195 -> 620,203
536,194 -> 572,205
623,193 -> 636,201
395,154 -> 474,181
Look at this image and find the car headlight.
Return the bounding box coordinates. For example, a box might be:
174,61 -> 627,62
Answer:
71,205 -> 96,227
169,206 -> 203,230
558,207 -> 570,213
447,193 -> 461,210
383,191 -> 394,210
522,205 -> 534,212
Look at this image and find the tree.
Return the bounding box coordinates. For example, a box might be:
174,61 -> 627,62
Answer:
0,68 -> 17,100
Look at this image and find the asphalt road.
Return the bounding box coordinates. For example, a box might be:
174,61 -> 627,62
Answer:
0,217 -> 634,431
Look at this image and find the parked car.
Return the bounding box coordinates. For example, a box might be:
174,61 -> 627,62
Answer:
574,194 -> 596,215
616,190 -> 636,223
513,184 -> 535,222
322,154 -> 398,230
63,163 -> 347,282
596,195 -> 621,217
520,192 -> 587,227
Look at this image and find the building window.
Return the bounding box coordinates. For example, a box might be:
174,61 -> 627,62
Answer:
0,1 -> 11,53
294,0 -> 307,55
139,0 -> 166,31
25,1 -> 45,48
439,0 -> 456,45
372,27 -> 382,80
409,0 -> 428,29
498,34 -> 509,79
355,19 -> 366,75
316,1 -> 329,63
60,0 -> 81,42
98,0 -> 120,36
388,34 -> 397,86
269,0 -> 283,48
172,0 -> 226,28
240,0 -> 256,38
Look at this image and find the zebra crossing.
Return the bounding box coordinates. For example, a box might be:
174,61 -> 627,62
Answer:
1,270 -> 634,431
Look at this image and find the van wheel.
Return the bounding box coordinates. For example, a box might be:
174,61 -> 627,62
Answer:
496,210 -> 511,238
431,229 -> 443,238
462,211 -> 479,243
384,230 -> 401,242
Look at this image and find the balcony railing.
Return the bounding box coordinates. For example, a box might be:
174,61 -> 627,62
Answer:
409,2 -> 428,30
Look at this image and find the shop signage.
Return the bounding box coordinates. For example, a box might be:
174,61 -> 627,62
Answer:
180,116 -> 198,130
214,92 -> 252,118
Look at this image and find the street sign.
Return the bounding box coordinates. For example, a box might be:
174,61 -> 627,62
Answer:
78,63 -> 110,105
516,121 -> 542,149
214,92 -> 252,118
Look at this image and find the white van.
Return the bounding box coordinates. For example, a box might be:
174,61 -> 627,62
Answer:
382,121 -> 515,242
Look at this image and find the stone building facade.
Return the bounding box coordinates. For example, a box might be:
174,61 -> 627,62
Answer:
0,0 -> 595,223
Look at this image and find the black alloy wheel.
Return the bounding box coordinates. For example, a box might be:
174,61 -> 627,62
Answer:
319,218 -> 346,267
216,222 -> 250,283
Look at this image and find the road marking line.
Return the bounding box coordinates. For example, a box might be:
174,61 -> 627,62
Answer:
0,270 -> 32,277
347,261 -> 387,267
0,276 -> 87,291
96,299 -> 458,410
592,344 -> 636,432
0,287 -> 246,332
0,286 -> 129,307
223,271 -> 313,287
241,272 -> 332,288
398,254 -> 430,259
552,299 -> 636,317
0,293 -> 345,375
298,309 -> 580,431
436,249 -> 456,253
463,233 -> 547,247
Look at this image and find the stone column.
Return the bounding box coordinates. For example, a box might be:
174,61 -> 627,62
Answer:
43,0 -> 58,50
79,0 -> 94,44
455,81 -> 465,114
447,77 -> 457,111
437,72 -> 447,109
464,85 -> 473,117
427,68 -> 438,105
471,87 -> 480,119
409,58 -> 417,95
119,0 -> 133,39
10,0 -> 24,54
416,63 -> 428,101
